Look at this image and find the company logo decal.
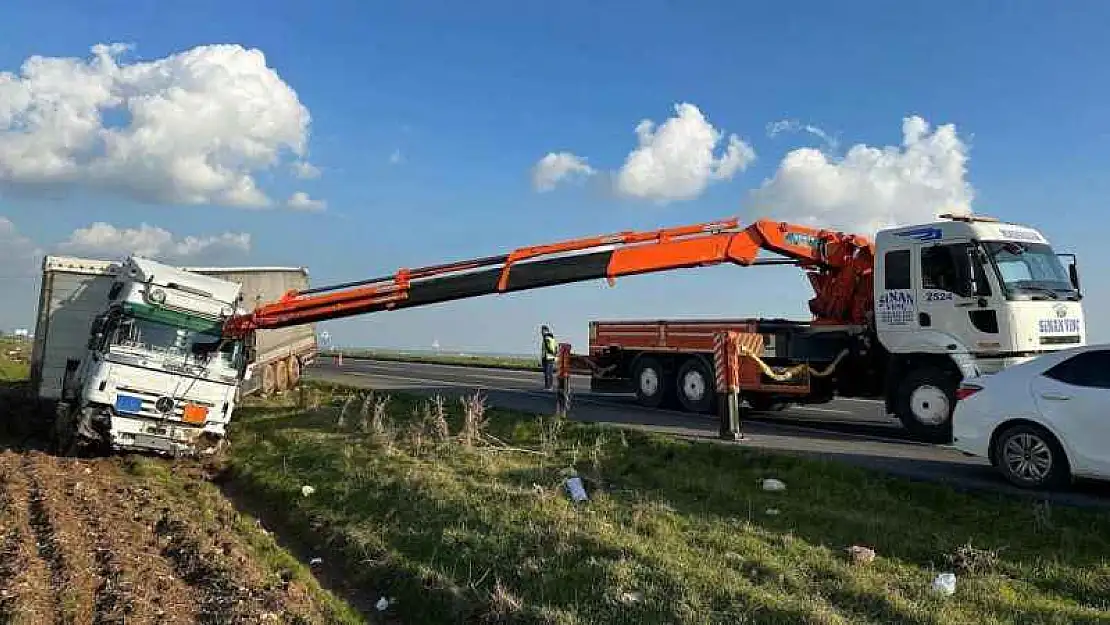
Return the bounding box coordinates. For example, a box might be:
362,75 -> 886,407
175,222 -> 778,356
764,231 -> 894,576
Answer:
877,290 -> 915,326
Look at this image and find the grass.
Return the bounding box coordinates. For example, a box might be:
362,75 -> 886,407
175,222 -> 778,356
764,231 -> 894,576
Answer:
336,348 -> 539,371
0,338 -> 31,382
224,380 -> 1110,625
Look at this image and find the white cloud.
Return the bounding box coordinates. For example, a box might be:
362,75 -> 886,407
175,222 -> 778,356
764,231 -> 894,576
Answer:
59,222 -> 251,261
749,115 -> 973,234
0,42 -> 313,208
0,217 -> 44,278
614,103 -> 755,202
287,191 -> 326,212
292,161 -> 321,179
766,119 -> 838,151
531,151 -> 596,192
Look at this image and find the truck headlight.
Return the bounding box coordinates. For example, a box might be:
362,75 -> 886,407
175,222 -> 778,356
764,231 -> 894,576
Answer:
149,288 -> 166,304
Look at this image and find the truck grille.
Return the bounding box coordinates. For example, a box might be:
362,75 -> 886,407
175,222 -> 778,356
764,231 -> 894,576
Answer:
114,386 -> 215,423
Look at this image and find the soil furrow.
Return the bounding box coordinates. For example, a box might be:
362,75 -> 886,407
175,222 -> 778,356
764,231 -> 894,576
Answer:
0,452 -> 58,624
0,449 -> 346,624
67,461 -> 199,624
25,453 -> 100,624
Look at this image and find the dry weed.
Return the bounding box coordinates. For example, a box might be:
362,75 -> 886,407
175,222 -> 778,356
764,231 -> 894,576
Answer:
458,391 -> 489,448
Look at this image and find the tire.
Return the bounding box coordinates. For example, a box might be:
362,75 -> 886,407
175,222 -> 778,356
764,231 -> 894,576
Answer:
894,365 -> 958,443
991,423 -> 1070,490
288,356 -> 302,386
50,405 -> 77,457
276,359 -> 290,393
632,356 -> 669,409
676,357 -> 715,414
262,362 -> 276,396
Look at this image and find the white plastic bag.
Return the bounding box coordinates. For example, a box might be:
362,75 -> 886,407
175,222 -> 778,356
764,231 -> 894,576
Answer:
932,572 -> 956,596
565,477 -> 588,502
762,478 -> 786,492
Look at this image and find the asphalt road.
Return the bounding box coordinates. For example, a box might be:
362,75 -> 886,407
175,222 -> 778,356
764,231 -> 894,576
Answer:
305,357 -> 1110,508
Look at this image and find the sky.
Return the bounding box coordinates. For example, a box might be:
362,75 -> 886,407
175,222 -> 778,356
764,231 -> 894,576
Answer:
1,1 -> 1109,356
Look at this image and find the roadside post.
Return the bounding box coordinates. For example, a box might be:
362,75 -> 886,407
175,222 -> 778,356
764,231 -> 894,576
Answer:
555,342 -> 572,416
713,332 -> 743,441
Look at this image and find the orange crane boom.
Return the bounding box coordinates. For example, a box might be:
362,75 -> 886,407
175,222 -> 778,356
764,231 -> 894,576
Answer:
222,217 -> 876,338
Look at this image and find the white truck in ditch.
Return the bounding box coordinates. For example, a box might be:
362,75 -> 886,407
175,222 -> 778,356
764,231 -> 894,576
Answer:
29,255 -> 317,456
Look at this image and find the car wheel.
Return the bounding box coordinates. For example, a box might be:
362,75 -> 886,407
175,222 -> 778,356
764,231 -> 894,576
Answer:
992,423 -> 1070,490
676,357 -> 715,414
894,365 -> 957,443
632,356 -> 669,409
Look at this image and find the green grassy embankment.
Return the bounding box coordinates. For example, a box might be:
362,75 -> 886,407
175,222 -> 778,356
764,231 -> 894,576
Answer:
0,338 -> 31,382
336,348 -> 538,371
225,380 -> 1110,625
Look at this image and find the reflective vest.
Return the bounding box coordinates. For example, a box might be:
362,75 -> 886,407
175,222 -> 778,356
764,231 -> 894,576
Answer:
542,335 -> 557,361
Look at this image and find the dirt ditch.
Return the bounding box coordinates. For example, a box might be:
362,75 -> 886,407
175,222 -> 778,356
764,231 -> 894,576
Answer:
0,449 -> 349,624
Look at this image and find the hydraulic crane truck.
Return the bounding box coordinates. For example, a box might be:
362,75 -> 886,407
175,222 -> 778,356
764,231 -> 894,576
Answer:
213,211 -> 1083,445
45,210 -> 1080,452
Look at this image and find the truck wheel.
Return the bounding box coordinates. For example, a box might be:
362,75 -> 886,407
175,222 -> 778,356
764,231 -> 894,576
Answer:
632,356 -> 669,409
676,357 -> 715,414
50,406 -> 77,457
262,363 -> 276,396
895,365 -> 957,443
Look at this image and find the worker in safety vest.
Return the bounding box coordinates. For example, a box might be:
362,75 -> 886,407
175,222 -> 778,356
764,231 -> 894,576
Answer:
540,325 -> 558,390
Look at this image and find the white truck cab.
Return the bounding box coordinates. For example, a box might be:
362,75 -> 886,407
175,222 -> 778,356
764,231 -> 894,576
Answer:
873,213 -> 1085,440
54,256 -> 248,456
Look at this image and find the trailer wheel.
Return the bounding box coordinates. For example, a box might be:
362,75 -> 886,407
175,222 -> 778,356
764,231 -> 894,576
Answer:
275,359 -> 290,393
895,365 -> 957,443
288,356 -> 301,386
632,356 -> 669,408
676,357 -> 715,414
262,362 -> 276,396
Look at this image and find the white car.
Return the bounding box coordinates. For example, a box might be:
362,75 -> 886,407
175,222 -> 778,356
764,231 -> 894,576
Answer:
952,344 -> 1110,490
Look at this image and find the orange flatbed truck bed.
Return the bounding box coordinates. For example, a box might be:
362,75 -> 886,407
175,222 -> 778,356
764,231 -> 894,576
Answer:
587,318 -> 883,415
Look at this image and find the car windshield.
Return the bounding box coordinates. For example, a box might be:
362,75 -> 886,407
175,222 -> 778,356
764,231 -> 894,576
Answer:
110,315 -> 242,370
982,241 -> 1076,299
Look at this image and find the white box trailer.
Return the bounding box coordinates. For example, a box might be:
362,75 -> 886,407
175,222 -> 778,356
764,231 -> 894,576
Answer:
180,264 -> 317,396
30,256 -> 317,404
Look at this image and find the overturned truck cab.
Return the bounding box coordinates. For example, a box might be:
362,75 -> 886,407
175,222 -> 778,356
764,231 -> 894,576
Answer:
33,255 -> 248,457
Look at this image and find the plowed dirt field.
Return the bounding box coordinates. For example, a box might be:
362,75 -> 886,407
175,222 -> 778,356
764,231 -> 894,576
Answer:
0,449 -> 353,624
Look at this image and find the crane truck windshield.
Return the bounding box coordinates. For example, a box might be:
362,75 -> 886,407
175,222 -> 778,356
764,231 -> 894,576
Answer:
983,241 -> 1078,301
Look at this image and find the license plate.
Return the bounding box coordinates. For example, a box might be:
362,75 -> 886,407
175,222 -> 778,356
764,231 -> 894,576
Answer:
114,394 -> 143,414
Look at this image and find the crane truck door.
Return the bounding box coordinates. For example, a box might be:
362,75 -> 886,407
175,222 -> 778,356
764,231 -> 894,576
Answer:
875,247 -> 920,344
915,239 -> 1001,355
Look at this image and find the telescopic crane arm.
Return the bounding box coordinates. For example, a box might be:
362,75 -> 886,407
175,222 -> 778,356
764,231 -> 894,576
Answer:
221,216 -> 876,339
